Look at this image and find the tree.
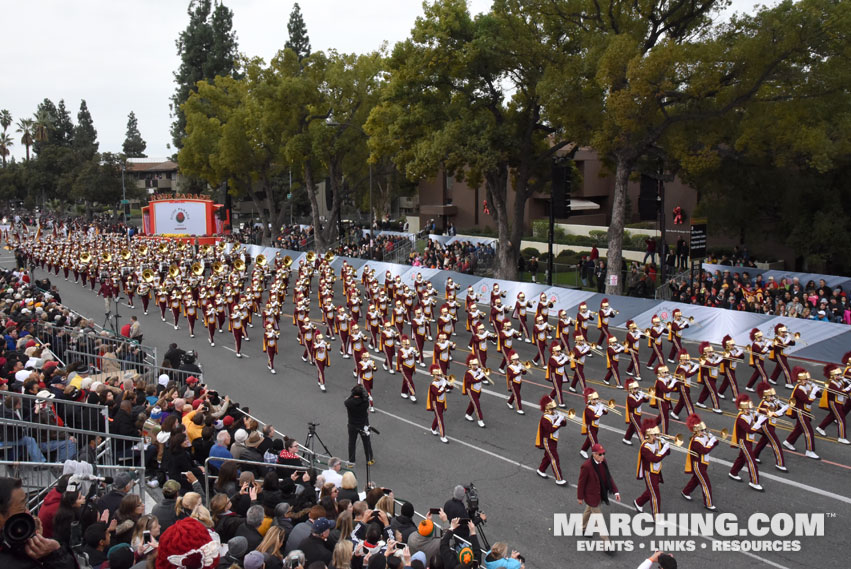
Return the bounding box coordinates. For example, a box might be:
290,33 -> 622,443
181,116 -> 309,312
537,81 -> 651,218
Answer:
171,0 -> 239,150
53,100 -> 75,147
33,103 -> 55,152
16,118 -> 34,161
70,155 -> 122,220
0,110 -> 12,134
73,100 -> 98,161
366,0 -> 570,279
123,111 -> 147,157
0,132 -> 12,167
285,3 -> 311,61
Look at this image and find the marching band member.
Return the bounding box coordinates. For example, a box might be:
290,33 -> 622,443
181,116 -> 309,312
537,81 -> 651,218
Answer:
753,382 -> 789,471
262,323 -> 280,374
203,302 -> 218,347
534,292 -> 552,327
185,296 -> 198,338
596,298 -> 617,345
497,321 -> 521,373
490,297 -> 507,337
532,315 -> 553,365
157,285 -> 169,322
437,305 -> 454,339
575,302 -> 593,343
463,354 -> 488,428
215,293 -> 227,332
138,278 -> 151,314
666,309 -> 690,362
624,321 -> 642,381
816,360 -> 851,444
472,323 -> 496,368
336,306 -> 352,357
505,353 -> 527,414
322,299 -> 337,340
444,277 -> 461,299
412,308 -> 431,365
357,352 -> 377,412
301,317 -> 317,365
536,395 -> 567,485
651,365 -> 676,434
465,287 -> 481,332
580,389 -> 607,459
349,324 -> 368,370
783,367 -> 821,459
367,304 -> 381,351
682,414 -> 718,510
513,292 -> 533,342
542,342 -> 568,408
728,394 -> 766,491
397,335 -> 418,402
603,335 -> 625,388
645,315 -> 666,369
695,342 -> 723,413
671,350 -> 699,420
392,300 -> 407,335
718,335 -> 744,400
633,419 -> 671,515
229,302 -> 246,358
170,289 -> 183,330
490,282 -> 506,306
445,293 -> 460,334
380,321 -> 398,374
427,365 -> 453,443
769,324 -> 797,388
556,310 -> 573,353
623,380 -> 649,445
568,332 -> 592,393
314,333 -> 330,392
745,328 -> 771,391
433,332 -> 455,375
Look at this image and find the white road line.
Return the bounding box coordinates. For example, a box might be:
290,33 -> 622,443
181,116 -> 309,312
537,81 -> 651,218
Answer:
373,406 -> 793,569
365,352 -> 851,507
220,346 -> 249,358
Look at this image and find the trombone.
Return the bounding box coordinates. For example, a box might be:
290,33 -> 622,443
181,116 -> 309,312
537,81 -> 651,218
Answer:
522,360 -> 535,371
480,369 -> 495,385
788,399 -> 815,419
606,399 -> 623,416
812,380 -> 848,398
555,408 -> 584,424
658,433 -> 684,446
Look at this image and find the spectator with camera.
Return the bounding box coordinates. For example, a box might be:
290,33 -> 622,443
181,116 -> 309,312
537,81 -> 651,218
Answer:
344,385 -> 374,468
440,518 -> 482,569
299,517 -> 334,566
0,477 -> 76,569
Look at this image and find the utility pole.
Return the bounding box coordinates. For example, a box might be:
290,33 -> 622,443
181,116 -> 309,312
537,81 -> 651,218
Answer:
121,161 -> 129,243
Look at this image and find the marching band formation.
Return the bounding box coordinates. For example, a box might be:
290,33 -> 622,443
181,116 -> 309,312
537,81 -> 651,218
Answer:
11,229 -> 851,516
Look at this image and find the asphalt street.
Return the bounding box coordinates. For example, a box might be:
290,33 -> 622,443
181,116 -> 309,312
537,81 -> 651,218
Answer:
17,253 -> 850,569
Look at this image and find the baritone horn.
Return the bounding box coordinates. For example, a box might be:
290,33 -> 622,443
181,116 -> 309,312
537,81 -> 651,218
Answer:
306,251 -> 317,264
138,244 -> 148,256
142,269 -> 155,283
168,264 -> 179,278
324,251 -> 335,262
79,252 -> 92,263
282,255 -> 293,268
191,262 -> 204,276
233,258 -> 246,272
120,248 -> 131,261
101,252 -> 112,262
212,261 -> 225,274
158,242 -> 169,254
256,254 -> 267,267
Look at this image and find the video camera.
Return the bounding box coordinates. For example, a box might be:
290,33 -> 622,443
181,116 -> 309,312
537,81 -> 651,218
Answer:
463,482 -> 485,526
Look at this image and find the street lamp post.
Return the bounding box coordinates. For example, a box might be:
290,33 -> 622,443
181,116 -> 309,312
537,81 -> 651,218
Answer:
121,161 -> 129,243
369,163 -> 373,239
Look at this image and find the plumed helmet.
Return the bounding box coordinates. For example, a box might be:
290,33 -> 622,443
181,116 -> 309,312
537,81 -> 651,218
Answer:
686,413 -> 706,433
756,381 -> 775,398
736,393 -> 753,410
583,388 -> 599,403
540,395 -> 556,412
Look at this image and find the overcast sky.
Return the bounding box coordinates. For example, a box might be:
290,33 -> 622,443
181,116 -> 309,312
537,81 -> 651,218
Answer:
2,0 -> 765,162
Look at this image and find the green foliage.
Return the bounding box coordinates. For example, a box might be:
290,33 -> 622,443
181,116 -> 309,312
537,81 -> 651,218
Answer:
73,100 -> 98,161
123,111 -> 147,158
171,0 -> 239,150
285,3 -> 311,61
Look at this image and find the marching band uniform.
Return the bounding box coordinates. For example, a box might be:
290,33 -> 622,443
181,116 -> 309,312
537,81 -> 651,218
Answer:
556,310 -> 573,353
634,420 -> 671,515
497,322 -> 520,373
624,321 -> 642,380
816,359 -> 851,444
506,354 -> 526,414
783,367 -> 820,459
650,366 -> 675,434
546,342 -> 569,408
463,354 -> 487,427
536,396 -> 567,485
157,287 -> 169,322
513,293 -> 532,342
717,335 -> 743,400
623,380 -> 649,445
695,342 -> 723,413
229,304 -> 246,358
204,303 -> 218,346
575,302 -> 593,343
427,365 -> 452,443
170,290 -> 182,329
682,414 -> 718,510
412,310 -> 431,365
336,308 -> 352,357
728,394 -> 765,491
367,305 -> 382,351
568,333 -> 592,392
350,325 -> 368,370
596,299 -> 616,345
301,319 -> 316,364
357,353 -> 377,411
262,324 -> 279,373
671,351 -> 699,419
580,390 -> 607,458
769,324 -> 796,388
380,322 -> 398,373
433,334 -> 454,375
472,324 -> 496,368
666,309 -> 690,362
392,300 -> 407,336
534,292 -> 551,325
603,336 -> 625,387
314,334 -> 330,391
745,328 -> 771,391
753,382 -> 789,471
397,337 -> 418,402
645,316 -> 666,369
185,297 -> 198,338
465,288 -> 481,332
532,316 -> 552,365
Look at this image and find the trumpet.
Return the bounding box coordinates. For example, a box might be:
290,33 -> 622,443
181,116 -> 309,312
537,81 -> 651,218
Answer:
606,399 -> 623,416
480,369 -> 494,385
588,343 -> 605,357
812,380 -> 848,398
757,409 -> 794,428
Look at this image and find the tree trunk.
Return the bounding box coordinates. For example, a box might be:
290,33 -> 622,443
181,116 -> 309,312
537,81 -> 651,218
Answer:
303,161 -> 327,251
319,159 -> 341,247
605,156 -> 633,295
486,166 -> 516,280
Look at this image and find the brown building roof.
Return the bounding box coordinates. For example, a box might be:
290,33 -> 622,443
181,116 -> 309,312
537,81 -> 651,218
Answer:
126,160 -> 178,173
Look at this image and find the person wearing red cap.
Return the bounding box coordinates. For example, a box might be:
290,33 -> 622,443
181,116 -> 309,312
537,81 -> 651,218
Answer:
596,298 -> 617,346
397,335 -> 418,403
745,328 -> 770,391
546,342 -> 569,408
535,395 -> 566,485
462,354 -> 487,428
816,361 -> 850,444
156,517 -> 220,569
695,342 -> 723,414
580,389 -> 607,459
505,353 -> 527,414
633,418 -> 670,515
682,414 -> 718,510
577,442 -> 620,541
568,332 -> 593,393
644,315 -> 666,370
753,382 -> 789,471
729,394 -> 766,491
666,309 -> 690,363
426,365 -> 453,443
783,367 -> 820,459
717,335 -> 744,400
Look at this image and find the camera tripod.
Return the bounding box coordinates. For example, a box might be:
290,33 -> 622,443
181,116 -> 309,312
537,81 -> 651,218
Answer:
304,421 -> 333,471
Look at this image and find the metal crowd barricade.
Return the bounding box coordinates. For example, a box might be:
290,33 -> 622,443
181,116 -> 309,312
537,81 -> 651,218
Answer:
202,456 -> 304,507
34,321 -> 158,368
65,348 -> 149,377
0,390 -> 111,445
392,497 -> 489,557
232,407 -> 331,471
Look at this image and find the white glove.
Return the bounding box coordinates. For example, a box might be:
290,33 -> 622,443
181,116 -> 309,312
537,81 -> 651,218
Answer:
660,443 -> 670,455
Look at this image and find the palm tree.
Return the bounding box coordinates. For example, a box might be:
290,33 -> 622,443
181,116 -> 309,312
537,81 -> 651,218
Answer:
33,108 -> 53,144
16,118 -> 34,161
0,109 -> 11,133
0,132 -> 13,167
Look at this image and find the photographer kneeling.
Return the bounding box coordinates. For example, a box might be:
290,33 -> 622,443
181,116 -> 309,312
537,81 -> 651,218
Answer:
0,477 -> 75,569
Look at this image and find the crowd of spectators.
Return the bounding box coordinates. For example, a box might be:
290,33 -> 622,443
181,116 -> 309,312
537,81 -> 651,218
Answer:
662,272 -> 851,323
409,240 -> 495,273
0,263 -> 522,569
